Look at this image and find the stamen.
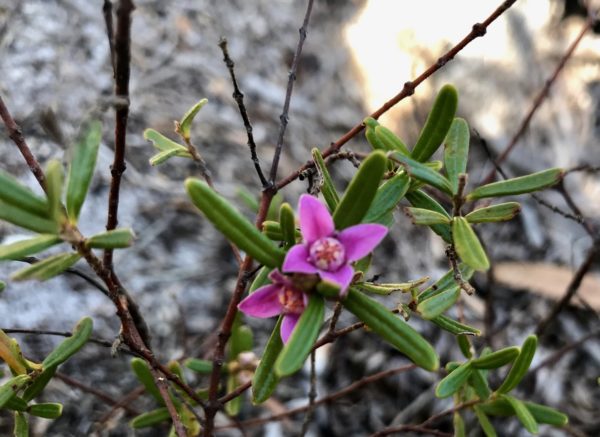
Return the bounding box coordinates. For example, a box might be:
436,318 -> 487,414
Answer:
309,237 -> 345,271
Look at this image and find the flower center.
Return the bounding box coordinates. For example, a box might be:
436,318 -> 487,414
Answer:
278,288 -> 305,314
309,237 -> 345,271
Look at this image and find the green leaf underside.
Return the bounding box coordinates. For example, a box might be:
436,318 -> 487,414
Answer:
503,394 -> 539,434
470,368 -> 492,400
444,118 -> 470,194
11,253 -> 82,282
333,151 -> 387,229
465,202 -> 521,223
467,168 -> 564,200
144,129 -> 189,152
411,84 -> 459,162
470,347 -> 519,369
312,148 -> 340,210
66,120 -> 102,221
0,375 -> 31,409
480,398 -> 568,426
0,235 -> 61,260
389,152 -> 453,195
42,317 -> 93,369
452,217 -> 489,271
252,316 -> 284,404
417,286 -> 460,319
150,148 -> 190,166
363,172 -> 410,226
276,295 -> 325,377
418,264 -> 473,302
0,200 -> 58,234
14,411 -> 29,437
405,207 -> 451,225
0,170 -> 48,217
86,228 -> 135,249
343,288 -> 439,371
405,190 -> 452,243
130,407 -> 171,429
435,361 -> 472,398
185,179 -> 285,267
374,125 -> 411,155
179,98 -> 208,140
429,314 -> 481,336
497,335 -> 537,394
45,160 -> 64,223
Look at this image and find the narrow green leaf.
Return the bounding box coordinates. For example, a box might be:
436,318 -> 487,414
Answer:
429,314 -> 481,336
523,402 -> 568,427
42,317 -> 93,369
474,405 -> 497,437
364,118 -> 388,151
452,217 -> 489,271
405,190 -> 452,243
467,168 -> 564,200
311,148 -> 339,210
130,407 -> 171,429
131,358 -> 163,404
0,375 -> 31,409
453,412 -> 466,437
13,412 -> 29,437
249,266 -> 273,293
0,235 -> 61,261
355,277 -> 429,296
457,334 -> 473,358
144,128 -> 189,153
65,120 -> 102,222
0,281 -> 5,292
417,286 -> 460,319
418,264 -> 473,302
404,207 -> 451,225
276,295 -> 325,377
444,118 -> 470,194
411,84 -> 459,162
389,152 -> 453,195
185,179 -> 285,267
22,367 -> 56,402
225,374 -> 242,416
333,151 -> 387,229
27,403 -> 63,419
179,98 -> 208,141
44,160 -> 64,223
230,322 -> 253,359
85,228 -> 135,249
469,369 -> 492,400
184,358 -> 213,374
343,288 -> 439,371
315,279 -> 341,298
0,170 -> 48,217
497,335 -> 537,394
363,171 -> 410,227
374,125 -> 411,155
503,394 -> 539,434
471,347 -> 519,369
279,203 -> 297,248
465,202 -> 521,223
0,330 -> 29,375
149,148 -> 188,166
0,201 -> 58,234
252,316 -> 284,404
11,253 -> 81,282
435,361 -> 472,398
3,395 -> 27,411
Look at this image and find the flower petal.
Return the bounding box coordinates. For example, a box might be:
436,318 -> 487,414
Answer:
298,194 -> 334,243
238,284 -> 282,318
282,244 -> 319,274
319,264 -> 355,296
281,313 -> 300,343
338,223 -> 388,261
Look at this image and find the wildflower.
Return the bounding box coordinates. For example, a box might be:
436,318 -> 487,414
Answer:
282,194 -> 388,296
238,270 -> 308,343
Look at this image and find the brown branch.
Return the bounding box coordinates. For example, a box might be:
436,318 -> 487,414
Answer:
149,366 -> 188,437
93,386 -> 145,427
102,0 -> 115,74
276,0 -> 518,191
530,328 -> 600,374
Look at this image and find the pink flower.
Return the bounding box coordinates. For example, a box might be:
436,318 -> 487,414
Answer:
282,194 -> 388,296
238,270 -> 308,343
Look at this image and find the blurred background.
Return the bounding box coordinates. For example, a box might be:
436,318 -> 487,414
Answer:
0,0 -> 599,435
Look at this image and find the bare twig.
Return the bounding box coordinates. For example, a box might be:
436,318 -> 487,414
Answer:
149,366 -> 188,437
530,328 -> 600,374
102,0 -> 115,74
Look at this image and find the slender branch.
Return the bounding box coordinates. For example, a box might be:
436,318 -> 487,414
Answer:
276,0 -> 518,191
218,380 -> 251,404
479,13 -> 594,186
218,37 -> 269,188
103,0 -> 135,270
149,366 -> 188,437
269,0 -> 315,184
93,386 -> 145,428
530,328 -> 600,374
102,0 -> 115,75
369,426 -> 452,437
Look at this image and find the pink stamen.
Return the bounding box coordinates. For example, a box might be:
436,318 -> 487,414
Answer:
309,237 -> 345,271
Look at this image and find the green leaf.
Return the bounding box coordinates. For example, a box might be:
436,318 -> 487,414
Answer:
0,235 -> 61,261
311,148 -> 340,210
465,202 -> 521,223
373,125 -> 411,155
497,335 -> 537,394
22,367 -> 56,402
0,375 -> 30,409
85,228 -> 135,249
27,403 -> 63,419
252,316 -> 284,404
469,369 -> 492,400
333,151 -> 387,229
457,334 -> 473,358
429,314 -> 481,336
0,330 -> 29,375
474,405 -> 497,437
435,361 -> 472,398
355,277 -> 429,296
11,253 -> 82,282
467,168 -> 564,200
184,358 -> 213,374
65,120 -> 102,222
418,264 -> 473,302
279,203 -> 297,248
471,347 -> 519,369
276,295 -> 325,377
405,190 -> 452,243
0,170 -> 48,217
315,279 -> 341,298
404,207 -> 451,225
452,217 -> 489,271
131,358 -> 163,404
145,129 -> 192,166
185,179 -> 285,267
249,266 -> 273,293
417,286 -> 460,319
13,412 -> 29,437
444,118 -> 470,194
225,373 -> 242,416
3,395 -> 27,411
42,317 -> 93,369
130,407 -> 171,429
523,402 -> 568,427
453,412 -> 466,437
363,171 -> 410,227
343,288 -> 439,371
0,201 -> 58,234
149,148 -> 185,166
389,152 -> 453,195
364,118 -> 388,151
411,84 -> 459,162
230,319 -> 253,359
503,394 -> 539,434
44,160 -> 64,223
0,281 -> 4,292
178,98 -> 208,141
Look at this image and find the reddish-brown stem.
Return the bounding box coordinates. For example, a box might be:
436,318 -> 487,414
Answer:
149,366 -> 188,436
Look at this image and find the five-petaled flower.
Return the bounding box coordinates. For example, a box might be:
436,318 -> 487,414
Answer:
282,194 -> 388,296
238,270 -> 308,343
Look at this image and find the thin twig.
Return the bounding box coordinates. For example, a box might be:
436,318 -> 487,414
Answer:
102,0 -> 115,75
149,366 -> 188,437
269,0 -> 315,185
300,350 -> 317,436
218,37 -> 268,188
529,328 -> 600,374
93,386 -> 145,427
